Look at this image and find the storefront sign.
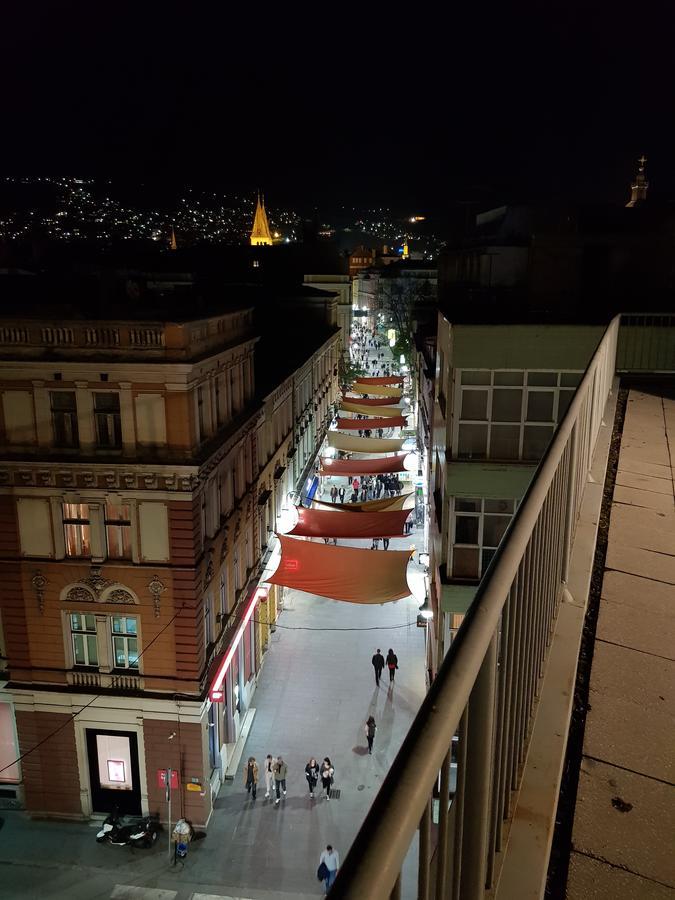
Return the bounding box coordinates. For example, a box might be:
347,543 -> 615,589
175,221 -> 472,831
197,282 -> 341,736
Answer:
208,587 -> 266,702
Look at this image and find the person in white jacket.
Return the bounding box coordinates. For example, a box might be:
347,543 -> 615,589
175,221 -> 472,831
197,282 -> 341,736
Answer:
319,844 -> 340,893
263,754 -> 276,799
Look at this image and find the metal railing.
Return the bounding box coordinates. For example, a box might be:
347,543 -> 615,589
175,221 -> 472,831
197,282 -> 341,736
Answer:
331,316 -> 620,900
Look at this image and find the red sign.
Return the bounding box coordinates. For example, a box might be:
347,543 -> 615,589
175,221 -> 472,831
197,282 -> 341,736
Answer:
157,769 -> 180,789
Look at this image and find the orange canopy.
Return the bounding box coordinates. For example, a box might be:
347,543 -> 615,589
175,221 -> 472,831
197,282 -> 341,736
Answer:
268,535 -> 412,603
320,455 -> 407,476
350,384 -> 403,397
341,402 -> 403,418
288,507 -> 410,538
354,376 -> 404,386
337,416 -> 408,430
312,493 -> 413,512
343,395 -> 400,406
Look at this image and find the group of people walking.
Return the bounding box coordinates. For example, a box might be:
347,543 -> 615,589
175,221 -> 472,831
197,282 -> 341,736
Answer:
243,754 -> 335,803
372,647 -> 399,686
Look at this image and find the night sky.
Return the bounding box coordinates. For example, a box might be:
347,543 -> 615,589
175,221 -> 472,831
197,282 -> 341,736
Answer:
3,3 -> 674,214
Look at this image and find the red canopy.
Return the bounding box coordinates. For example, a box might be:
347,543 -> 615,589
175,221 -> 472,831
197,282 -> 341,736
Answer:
288,507 -> 410,538
268,535 -> 412,603
320,455 -> 407,475
344,395 -> 400,405
337,416 -> 408,430
354,376 -> 404,386
312,493 -> 413,512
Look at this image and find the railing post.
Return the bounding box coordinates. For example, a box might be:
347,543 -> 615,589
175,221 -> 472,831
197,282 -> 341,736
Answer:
459,634 -> 498,900
434,748 -> 452,900
418,798 -> 431,900
561,421 -> 579,584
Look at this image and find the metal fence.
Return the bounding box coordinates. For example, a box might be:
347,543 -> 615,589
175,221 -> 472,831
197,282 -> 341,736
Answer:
616,313 -> 675,372
330,316 -> 621,900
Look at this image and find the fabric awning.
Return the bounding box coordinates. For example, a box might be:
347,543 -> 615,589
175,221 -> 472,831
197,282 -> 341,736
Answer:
349,383 -> 403,397
320,455 -> 407,476
343,395 -> 401,406
341,402 -> 404,418
268,535 -> 412,603
337,415 -> 408,430
288,507 -> 410,538
327,432 -> 405,453
312,493 -> 413,512
354,376 -> 405,386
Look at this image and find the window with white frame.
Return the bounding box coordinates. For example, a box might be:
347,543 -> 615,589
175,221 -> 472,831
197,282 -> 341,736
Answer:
450,497 -> 517,580
70,613 -> 98,666
105,503 -> 132,559
455,370 -> 582,461
63,503 -> 91,558
111,615 -> 139,669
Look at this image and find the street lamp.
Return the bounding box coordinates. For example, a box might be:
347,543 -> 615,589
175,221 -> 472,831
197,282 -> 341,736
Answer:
418,596 -> 433,619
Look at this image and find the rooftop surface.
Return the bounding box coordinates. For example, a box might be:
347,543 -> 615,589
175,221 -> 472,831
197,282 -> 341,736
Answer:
566,387 -> 675,898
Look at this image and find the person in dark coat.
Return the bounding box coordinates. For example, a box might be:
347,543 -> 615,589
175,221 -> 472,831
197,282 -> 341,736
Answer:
371,648 -> 385,685
305,757 -> 320,799
365,716 -> 377,754
386,648 -> 398,682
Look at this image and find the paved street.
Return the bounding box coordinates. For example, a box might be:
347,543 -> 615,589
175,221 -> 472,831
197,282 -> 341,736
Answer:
0,332 -> 429,899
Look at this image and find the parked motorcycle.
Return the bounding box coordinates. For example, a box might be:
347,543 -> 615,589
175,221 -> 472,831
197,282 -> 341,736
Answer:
96,807 -> 161,848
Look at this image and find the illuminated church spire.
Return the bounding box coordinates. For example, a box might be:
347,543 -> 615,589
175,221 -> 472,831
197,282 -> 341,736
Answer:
169,226 -> 177,250
250,192 -> 273,246
626,155 -> 649,207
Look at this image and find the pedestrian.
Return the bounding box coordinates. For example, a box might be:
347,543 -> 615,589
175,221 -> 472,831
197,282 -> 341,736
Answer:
365,716 -> 377,754
372,648 -> 385,686
243,756 -> 259,800
318,844 -> 340,894
386,648 -> 399,682
263,754 -> 276,798
371,537 -> 380,550
273,756 -> 288,804
331,486 -> 338,503
305,757 -> 320,799
383,537 -> 390,550
320,757 -> 334,800
338,486 -> 345,503
378,428 -> 383,438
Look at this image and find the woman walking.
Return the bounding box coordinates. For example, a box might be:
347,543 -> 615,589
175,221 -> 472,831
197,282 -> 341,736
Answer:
365,716 -> 377,755
321,757 -> 334,800
305,757 -> 320,799
386,648 -> 398,683
243,756 -> 258,800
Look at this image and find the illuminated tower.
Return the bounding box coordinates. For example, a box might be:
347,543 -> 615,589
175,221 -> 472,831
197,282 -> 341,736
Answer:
169,226 -> 177,250
626,155 -> 649,207
250,192 -> 273,246
402,238 -> 410,260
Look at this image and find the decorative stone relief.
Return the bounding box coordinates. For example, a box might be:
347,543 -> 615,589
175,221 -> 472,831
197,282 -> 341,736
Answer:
82,472 -> 95,486
31,570 -> 48,615
143,474 -> 157,489
203,552 -> 214,591
108,588 -> 136,604
65,585 -> 97,603
148,575 -> 166,618
38,471 -> 53,486
123,473 -> 135,488
105,472 -> 117,488
60,471 -> 75,486
82,566 -> 114,597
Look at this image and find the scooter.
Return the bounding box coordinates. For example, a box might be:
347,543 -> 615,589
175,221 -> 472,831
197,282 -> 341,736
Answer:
96,807 -> 162,848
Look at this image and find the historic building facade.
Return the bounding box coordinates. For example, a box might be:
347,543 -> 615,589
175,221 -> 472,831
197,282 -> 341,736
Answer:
0,302 -> 340,823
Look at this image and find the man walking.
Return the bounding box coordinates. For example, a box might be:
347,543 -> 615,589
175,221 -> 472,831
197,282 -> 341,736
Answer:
372,648 -> 385,686
319,844 -> 340,893
263,754 -> 275,798
274,756 -> 288,804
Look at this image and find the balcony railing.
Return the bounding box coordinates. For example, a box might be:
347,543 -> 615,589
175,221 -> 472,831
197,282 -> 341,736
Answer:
331,316 -> 621,899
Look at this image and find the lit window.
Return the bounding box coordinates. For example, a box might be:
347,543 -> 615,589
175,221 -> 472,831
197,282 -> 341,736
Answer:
105,504 -> 132,559
63,504 -> 91,558
111,616 -> 139,669
71,613 -> 98,666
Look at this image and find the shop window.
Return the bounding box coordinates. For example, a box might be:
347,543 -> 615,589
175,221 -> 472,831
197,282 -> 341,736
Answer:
63,503 -> 91,558
111,616 -> 139,669
94,393 -> 122,448
71,613 -> 98,666
105,504 -> 132,559
51,391 -> 79,448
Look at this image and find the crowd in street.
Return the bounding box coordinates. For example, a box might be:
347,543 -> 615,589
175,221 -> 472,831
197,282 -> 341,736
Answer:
241,644 -> 402,893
